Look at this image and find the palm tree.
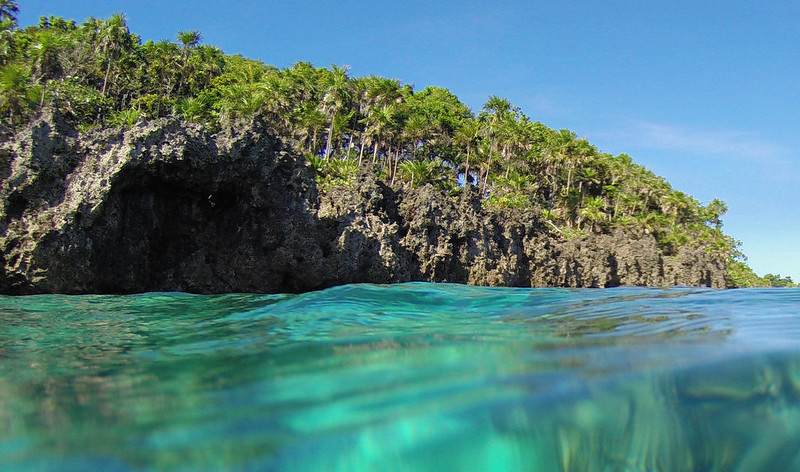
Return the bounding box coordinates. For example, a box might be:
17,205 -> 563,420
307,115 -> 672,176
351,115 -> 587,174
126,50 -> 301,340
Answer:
0,0 -> 18,25
393,114 -> 428,183
480,96 -> 529,188
501,115 -> 530,178
704,198 -> 728,229
332,109 -> 356,157
364,104 -> 397,164
98,14 -> 130,97
0,25 -> 12,66
454,118 -> 481,185
296,103 -> 327,153
217,82 -> 268,119
399,159 -> 447,188
320,65 -> 351,159
475,139 -> 499,195
27,30 -> 71,108
545,130 -> 575,198
30,30 -> 69,83
0,64 -> 37,124
483,95 -> 512,120
578,196 -> 607,231
0,1 -> 17,67
172,31 -> 202,98
177,30 -> 201,49
501,171 -> 535,193
659,192 -> 686,221
481,96 -> 511,147
354,76 -> 402,164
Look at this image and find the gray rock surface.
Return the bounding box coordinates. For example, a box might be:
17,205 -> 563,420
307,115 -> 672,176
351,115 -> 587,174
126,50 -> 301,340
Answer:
0,112 -> 728,294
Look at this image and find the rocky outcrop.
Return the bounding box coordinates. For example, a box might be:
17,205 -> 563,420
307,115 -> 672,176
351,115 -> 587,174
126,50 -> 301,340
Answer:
0,112 -> 728,294
318,177 -> 727,289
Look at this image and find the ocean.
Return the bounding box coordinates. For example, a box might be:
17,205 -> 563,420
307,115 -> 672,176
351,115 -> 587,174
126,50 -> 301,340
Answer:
1,283 -> 799,470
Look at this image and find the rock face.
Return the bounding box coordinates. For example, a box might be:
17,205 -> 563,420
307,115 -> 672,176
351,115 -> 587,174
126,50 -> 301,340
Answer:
0,113 -> 728,294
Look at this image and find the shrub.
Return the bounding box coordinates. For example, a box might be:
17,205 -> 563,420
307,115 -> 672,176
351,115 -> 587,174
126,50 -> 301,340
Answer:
307,155 -> 359,191
107,108 -> 140,128
46,78 -> 110,124
486,191 -> 531,209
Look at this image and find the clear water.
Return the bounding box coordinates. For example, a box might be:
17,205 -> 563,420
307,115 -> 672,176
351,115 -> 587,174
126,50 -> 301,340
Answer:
1,284 -> 799,471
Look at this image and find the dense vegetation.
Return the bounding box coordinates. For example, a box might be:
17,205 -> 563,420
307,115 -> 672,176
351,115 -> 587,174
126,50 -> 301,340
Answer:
726,261 -> 797,288
0,2 -> 793,287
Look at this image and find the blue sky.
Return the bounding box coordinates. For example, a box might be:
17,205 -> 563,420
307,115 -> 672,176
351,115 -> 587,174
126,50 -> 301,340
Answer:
21,1 -> 800,279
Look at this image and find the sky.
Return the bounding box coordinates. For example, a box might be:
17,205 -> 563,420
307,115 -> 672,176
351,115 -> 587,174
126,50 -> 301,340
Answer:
20,0 -> 800,279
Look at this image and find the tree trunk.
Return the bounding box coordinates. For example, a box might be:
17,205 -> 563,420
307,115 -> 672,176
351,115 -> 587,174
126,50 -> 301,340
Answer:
390,150 -> 400,186
464,147 -> 471,186
566,162 -> 573,196
358,138 -> 366,166
503,144 -> 510,178
346,133 -> 354,158
175,52 -> 189,98
311,129 -> 318,154
324,114 -> 335,159
101,59 -> 112,96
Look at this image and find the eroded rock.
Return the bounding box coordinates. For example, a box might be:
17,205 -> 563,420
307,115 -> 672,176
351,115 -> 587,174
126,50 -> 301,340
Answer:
0,113 -> 729,294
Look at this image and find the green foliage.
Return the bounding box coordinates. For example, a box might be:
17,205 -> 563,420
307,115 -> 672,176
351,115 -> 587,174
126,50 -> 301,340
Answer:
47,78 -> 110,122
0,0 -> 18,26
656,228 -> 690,255
308,155 -> 359,191
177,30 -> 201,49
398,159 -> 451,188
727,260 -> 767,288
130,94 -> 173,119
0,4 -> 763,282
76,121 -> 99,133
486,172 -> 537,210
540,209 -> 558,222
177,91 -> 217,127
578,196 -> 608,230
726,247 -> 797,288
0,63 -> 40,123
486,191 -> 532,210
762,274 -> 797,288
107,107 -> 140,128
562,227 -> 588,241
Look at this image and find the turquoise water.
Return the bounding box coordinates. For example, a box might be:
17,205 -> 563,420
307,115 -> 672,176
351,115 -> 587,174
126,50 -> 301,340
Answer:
1,284 -> 799,471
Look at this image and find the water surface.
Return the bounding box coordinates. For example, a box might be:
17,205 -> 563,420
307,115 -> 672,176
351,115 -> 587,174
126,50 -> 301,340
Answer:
1,284 -> 799,470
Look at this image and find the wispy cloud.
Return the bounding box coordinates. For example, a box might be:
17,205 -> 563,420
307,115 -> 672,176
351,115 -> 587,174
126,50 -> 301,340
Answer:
526,93 -> 568,118
601,121 -> 788,163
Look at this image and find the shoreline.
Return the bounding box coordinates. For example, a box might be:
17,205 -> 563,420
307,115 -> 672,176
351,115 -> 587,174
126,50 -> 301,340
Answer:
0,113 -> 728,294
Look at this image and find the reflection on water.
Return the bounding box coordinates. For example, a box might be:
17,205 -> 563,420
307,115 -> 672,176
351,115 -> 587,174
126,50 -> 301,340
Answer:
1,284 -> 799,470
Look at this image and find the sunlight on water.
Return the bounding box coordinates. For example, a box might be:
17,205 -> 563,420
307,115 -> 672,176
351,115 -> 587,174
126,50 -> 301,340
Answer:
1,284 -> 799,470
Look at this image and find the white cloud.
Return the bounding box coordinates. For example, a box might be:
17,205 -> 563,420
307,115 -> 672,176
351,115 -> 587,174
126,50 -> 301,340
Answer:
603,121 -> 789,162
526,94 -> 565,117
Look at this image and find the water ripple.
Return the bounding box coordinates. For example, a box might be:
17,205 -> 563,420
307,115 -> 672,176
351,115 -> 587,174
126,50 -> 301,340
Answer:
1,284 -> 799,470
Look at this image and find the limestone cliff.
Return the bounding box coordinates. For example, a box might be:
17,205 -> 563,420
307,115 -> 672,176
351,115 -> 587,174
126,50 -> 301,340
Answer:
0,112 -> 728,294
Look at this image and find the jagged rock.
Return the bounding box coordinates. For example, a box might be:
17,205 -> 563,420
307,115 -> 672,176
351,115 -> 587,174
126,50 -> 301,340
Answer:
0,113 -> 729,294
